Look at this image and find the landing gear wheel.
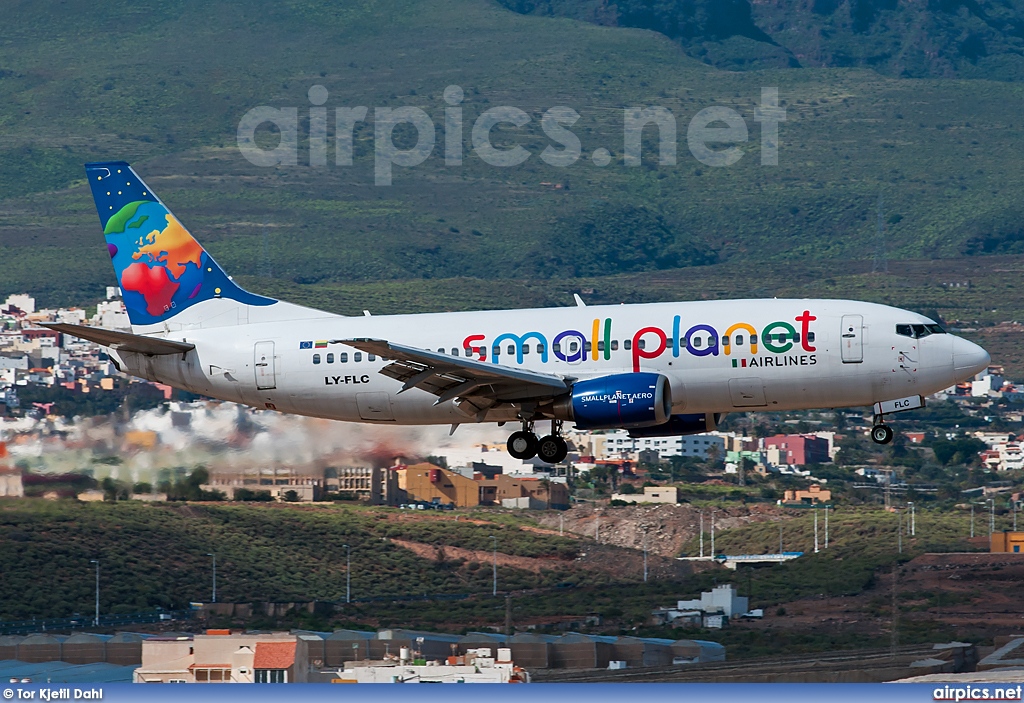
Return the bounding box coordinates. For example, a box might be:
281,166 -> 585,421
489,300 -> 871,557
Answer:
537,435 -> 569,464
871,424 -> 894,445
507,431 -> 539,460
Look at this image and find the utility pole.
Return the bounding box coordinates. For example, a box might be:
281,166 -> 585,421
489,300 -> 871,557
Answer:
89,560 -> 99,627
491,535 -> 498,596
710,510 -> 716,557
643,534 -> 648,583
505,594 -> 512,636
207,553 -> 217,604
897,510 -> 903,554
344,544 -> 351,604
890,563 -> 899,659
814,506 -> 819,554
699,511 -> 704,558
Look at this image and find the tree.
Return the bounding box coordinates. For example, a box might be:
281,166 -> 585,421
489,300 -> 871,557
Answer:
283,490 -> 300,502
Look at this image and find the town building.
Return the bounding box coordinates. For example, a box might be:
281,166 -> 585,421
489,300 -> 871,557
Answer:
991,531 -> 1024,554
334,647 -> 529,683
585,429 -> 726,462
676,584 -> 749,619
610,486 -> 678,504
396,463 -> 568,509
763,434 -> 831,465
782,484 -> 832,504
133,631 -> 311,683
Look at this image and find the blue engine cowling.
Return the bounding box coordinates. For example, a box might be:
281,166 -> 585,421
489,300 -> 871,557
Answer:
627,412 -> 722,438
554,373 -> 672,430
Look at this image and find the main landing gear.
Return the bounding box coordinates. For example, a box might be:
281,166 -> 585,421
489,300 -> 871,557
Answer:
871,415 -> 894,445
507,421 -> 568,464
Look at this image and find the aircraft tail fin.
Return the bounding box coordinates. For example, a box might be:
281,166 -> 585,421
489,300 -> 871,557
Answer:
84,161 -> 275,328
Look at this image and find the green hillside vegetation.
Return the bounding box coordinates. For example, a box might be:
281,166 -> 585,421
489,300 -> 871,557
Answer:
500,0 -> 1024,79
3,0 -> 1024,324
0,500 -> 588,621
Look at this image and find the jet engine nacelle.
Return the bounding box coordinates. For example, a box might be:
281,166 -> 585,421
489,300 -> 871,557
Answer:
552,372 -> 671,430
627,412 -> 722,438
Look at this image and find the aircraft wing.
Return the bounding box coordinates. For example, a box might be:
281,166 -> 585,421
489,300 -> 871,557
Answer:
42,323 -> 195,356
338,338 -> 571,406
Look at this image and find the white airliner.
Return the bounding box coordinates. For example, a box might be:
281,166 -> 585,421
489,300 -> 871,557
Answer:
49,162 -> 991,464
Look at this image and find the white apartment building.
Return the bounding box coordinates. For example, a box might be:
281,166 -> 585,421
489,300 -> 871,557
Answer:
591,430 -> 726,461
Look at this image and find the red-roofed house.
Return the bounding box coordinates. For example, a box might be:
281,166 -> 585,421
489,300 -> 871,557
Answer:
134,632 -> 309,684
253,641 -> 297,683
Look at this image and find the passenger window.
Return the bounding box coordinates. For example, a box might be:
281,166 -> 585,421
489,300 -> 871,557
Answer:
624,340 -> 631,351
637,339 -> 645,350
507,344 -> 515,355
354,352 -> 362,362
492,346 -> 500,357
340,353 -> 348,363
722,335 -> 730,346
585,341 -> 592,352
523,345 -> 530,355
326,353 -> 334,363
750,334 -> 758,345
793,333 -> 800,342
597,341 -> 604,352
537,344 -> 545,355
569,341 -> 579,352
709,336 -> 717,346
437,348 -> 445,353
464,348 -> 472,357
368,354 -> 376,361
693,337 -> 703,348
452,348 -> 459,356
806,332 -> 815,343
313,354 -> 321,364
735,335 -> 744,345
611,340 -> 619,351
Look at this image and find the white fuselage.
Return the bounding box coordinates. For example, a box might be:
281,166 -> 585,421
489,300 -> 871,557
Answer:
111,297 -> 989,426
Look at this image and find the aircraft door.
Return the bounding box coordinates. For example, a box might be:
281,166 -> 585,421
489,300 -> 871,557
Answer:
840,315 -> 863,363
254,341 -> 276,389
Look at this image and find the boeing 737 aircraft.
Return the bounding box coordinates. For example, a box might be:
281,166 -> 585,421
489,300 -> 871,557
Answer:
48,162 -> 992,464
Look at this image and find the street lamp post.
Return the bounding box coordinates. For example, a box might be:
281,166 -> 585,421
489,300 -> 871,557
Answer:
490,535 -> 498,596
989,499 -> 996,537
642,533 -> 648,583
908,502 -> 915,537
699,511 -> 704,558
710,510 -> 716,557
824,505 -> 830,549
897,510 -> 903,554
207,553 -> 217,604
814,506 -> 819,554
89,560 -> 99,627
344,544 -> 351,604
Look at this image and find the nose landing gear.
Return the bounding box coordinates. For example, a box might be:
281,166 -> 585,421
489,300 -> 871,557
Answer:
871,415 -> 894,445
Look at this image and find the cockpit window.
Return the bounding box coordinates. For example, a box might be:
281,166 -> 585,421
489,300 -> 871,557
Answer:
897,323 -> 946,338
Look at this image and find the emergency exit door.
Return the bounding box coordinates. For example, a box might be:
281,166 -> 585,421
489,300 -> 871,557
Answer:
254,341 -> 276,389
840,315 -> 863,363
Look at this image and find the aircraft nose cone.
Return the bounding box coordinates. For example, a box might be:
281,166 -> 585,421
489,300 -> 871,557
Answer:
952,336 -> 991,382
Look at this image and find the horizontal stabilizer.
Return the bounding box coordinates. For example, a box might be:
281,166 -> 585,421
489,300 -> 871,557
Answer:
42,323 -> 195,356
